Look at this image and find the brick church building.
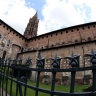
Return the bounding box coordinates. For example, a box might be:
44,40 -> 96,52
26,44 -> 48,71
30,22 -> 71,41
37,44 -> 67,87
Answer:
0,13 -> 96,83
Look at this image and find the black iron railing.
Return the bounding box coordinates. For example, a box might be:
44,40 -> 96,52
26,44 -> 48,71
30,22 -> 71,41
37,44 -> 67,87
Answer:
0,50 -> 96,96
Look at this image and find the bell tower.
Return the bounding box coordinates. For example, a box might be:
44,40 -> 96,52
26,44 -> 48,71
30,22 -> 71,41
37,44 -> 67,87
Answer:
24,12 -> 39,39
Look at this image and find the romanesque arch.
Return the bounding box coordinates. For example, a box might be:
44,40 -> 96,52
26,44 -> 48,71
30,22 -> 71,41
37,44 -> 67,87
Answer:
11,44 -> 21,59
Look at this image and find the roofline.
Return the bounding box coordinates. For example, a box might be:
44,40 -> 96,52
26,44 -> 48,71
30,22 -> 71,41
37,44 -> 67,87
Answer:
0,19 -> 27,40
1,19 -> 96,41
28,21 -> 96,41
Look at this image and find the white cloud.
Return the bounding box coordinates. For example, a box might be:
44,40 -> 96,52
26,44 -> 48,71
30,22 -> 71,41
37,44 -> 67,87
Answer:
69,0 -> 96,22
1,0 -> 96,36
38,0 -> 96,35
38,0 -> 85,35
38,20 -> 47,36
0,0 -> 36,34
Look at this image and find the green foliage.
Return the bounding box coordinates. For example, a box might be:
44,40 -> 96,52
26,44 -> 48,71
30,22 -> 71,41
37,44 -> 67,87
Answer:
1,65 -> 90,96
3,79 -> 90,96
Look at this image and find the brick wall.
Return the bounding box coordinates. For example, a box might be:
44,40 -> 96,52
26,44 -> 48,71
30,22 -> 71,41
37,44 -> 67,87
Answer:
0,21 -> 26,59
1,19 -> 96,82
27,23 -> 96,51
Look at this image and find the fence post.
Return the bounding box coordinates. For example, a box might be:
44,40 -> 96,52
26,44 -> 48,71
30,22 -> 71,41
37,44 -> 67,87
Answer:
51,55 -> 61,96
24,57 -> 30,96
1,59 -> 5,96
35,54 -> 45,96
0,58 -> 2,96
85,49 -> 96,92
15,58 -> 24,96
24,72 -> 28,96
66,52 -> 80,93
90,51 -> 96,92
3,59 -> 7,96
18,76 -> 26,96
70,70 -> 76,93
92,69 -> 96,92
5,59 -> 11,96
35,70 -> 41,96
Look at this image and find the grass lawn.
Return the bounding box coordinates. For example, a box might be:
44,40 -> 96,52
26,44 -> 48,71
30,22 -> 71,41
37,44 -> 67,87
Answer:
3,79 -> 90,96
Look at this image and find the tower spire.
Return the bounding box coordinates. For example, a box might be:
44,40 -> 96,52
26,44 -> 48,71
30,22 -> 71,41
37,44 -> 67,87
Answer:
24,12 -> 39,39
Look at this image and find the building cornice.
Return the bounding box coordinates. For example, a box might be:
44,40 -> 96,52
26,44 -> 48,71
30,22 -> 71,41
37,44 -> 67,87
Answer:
18,39 -> 96,55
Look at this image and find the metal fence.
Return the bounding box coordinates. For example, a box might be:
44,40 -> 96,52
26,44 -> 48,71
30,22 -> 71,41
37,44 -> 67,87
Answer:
0,50 -> 96,96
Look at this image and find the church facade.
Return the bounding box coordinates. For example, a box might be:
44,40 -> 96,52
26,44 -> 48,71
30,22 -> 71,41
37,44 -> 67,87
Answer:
0,13 -> 96,83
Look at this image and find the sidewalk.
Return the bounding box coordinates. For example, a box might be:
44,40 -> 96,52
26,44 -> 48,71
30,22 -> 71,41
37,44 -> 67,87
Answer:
0,88 -> 10,96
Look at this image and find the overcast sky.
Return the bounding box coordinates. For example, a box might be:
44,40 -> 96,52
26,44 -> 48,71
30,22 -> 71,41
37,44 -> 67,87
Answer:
0,0 -> 96,35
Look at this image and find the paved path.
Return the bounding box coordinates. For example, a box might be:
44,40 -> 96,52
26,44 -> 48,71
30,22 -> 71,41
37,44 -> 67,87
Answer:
0,88 -> 10,96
